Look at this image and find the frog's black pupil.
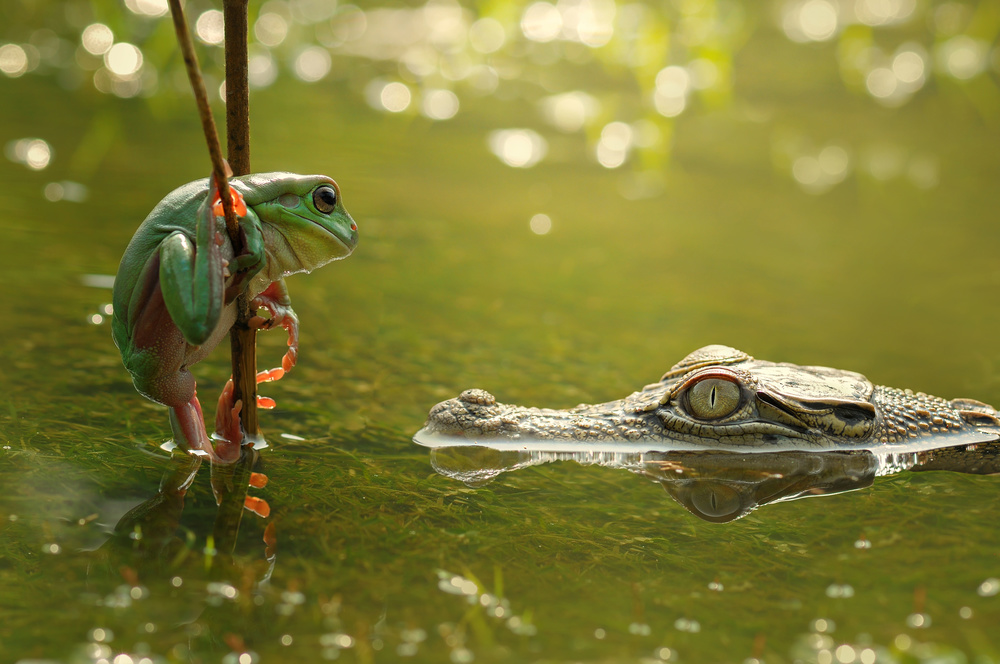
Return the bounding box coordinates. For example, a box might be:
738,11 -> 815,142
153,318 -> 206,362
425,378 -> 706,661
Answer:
314,186 -> 337,212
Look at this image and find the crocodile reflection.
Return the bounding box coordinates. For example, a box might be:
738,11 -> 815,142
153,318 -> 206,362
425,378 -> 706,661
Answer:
420,441 -> 1000,522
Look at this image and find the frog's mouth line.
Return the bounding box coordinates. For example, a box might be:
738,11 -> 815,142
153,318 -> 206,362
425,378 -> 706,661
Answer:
287,213 -> 356,254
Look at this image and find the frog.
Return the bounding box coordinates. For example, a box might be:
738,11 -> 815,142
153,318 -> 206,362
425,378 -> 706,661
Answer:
112,172 -> 358,462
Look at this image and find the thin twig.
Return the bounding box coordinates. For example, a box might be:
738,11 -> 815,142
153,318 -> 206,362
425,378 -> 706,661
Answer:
166,0 -> 239,244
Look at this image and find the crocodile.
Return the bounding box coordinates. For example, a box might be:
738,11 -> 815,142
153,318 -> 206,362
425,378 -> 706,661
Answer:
416,345 -> 1000,453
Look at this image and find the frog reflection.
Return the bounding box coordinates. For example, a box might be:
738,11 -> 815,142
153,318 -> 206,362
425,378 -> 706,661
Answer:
424,442 -> 1000,523
97,446 -> 275,579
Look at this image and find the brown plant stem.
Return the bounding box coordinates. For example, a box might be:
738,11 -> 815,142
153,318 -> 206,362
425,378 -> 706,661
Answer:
167,0 -> 259,442
223,0 -> 259,440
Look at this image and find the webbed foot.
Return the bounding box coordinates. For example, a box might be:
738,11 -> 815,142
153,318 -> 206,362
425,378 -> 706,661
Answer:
249,280 -> 300,411
168,392 -> 240,464
211,379 -> 244,464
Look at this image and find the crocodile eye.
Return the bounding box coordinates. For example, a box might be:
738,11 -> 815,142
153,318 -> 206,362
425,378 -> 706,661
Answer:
686,378 -> 741,420
313,185 -> 337,214
689,485 -> 741,518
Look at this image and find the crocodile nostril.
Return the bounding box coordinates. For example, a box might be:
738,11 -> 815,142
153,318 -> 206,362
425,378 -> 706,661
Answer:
458,389 -> 496,406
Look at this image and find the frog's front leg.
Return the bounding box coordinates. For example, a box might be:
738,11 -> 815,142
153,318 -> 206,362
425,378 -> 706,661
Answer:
156,190 -> 226,346
251,279 -> 300,379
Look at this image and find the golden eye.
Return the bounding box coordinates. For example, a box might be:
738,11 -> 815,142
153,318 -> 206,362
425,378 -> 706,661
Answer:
686,378 -> 741,419
313,185 -> 337,214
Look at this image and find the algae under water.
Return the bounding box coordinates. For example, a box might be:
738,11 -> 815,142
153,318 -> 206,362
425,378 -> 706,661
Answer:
2,0 -> 1000,661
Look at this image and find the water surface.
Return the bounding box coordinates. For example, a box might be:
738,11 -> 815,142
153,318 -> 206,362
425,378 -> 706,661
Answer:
2,1 -> 1000,662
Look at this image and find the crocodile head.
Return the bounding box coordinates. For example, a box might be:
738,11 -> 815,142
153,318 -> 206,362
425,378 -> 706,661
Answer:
417,345 -> 1000,452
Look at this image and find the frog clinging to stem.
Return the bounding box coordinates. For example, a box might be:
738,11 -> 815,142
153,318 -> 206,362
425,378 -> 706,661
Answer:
112,172 -> 358,462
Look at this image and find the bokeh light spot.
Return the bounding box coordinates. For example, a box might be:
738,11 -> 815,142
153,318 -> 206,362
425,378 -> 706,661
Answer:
81,24 -> 114,56
293,46 -> 331,82
255,13 -> 289,48
381,81 -> 412,112
44,180 -> 89,202
488,129 -> 547,168
793,155 -> 822,186
573,0 -> 616,47
195,10 -> 225,45
104,43 -> 143,77
937,35 -> 987,80
834,644 -> 856,663
892,49 -> 925,84
124,0 -> 168,17
90,627 -> 113,642
818,145 -> 849,177
783,0 -> 839,43
653,66 -> 690,117
855,0 -> 915,26
522,2 -> 562,42
541,91 -> 599,132
977,577 -> 1000,597
248,47 -> 278,88
469,18 -> 505,53
688,58 -> 719,90
6,138 -> 53,170
865,67 -> 897,99
530,213 -> 552,234
422,89 -> 459,120
596,121 -> 632,168
0,44 -> 28,77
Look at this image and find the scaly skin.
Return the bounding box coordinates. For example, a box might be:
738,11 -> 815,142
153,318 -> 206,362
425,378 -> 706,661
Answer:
420,345 -> 1000,452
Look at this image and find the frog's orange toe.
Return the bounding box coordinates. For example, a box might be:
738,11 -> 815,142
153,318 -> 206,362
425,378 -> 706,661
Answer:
244,496 -> 270,518
256,367 -> 285,384
211,186 -> 248,218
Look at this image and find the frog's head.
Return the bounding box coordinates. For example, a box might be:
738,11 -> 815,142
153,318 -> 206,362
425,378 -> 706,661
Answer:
235,172 -> 359,275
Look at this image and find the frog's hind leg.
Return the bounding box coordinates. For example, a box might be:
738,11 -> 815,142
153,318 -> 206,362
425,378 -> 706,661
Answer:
124,268 -> 215,460
166,389 -> 239,464
167,394 -> 212,454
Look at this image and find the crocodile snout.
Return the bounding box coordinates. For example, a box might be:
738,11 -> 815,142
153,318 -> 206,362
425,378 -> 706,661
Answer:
424,389 -> 513,438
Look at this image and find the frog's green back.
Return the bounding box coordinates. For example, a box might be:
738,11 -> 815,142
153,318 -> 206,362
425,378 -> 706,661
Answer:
111,178 -> 214,349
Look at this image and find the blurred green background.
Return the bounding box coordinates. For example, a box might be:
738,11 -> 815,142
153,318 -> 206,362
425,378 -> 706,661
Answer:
2,0 -> 1000,662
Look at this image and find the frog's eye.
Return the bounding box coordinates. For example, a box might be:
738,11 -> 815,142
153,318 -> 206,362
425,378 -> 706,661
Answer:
313,185 -> 337,214
686,377 -> 741,420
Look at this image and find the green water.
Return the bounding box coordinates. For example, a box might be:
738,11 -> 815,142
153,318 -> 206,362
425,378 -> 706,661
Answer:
3,0 -> 1000,661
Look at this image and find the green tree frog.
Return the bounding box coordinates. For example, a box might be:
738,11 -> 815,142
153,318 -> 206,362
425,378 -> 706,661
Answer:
112,172 -> 358,461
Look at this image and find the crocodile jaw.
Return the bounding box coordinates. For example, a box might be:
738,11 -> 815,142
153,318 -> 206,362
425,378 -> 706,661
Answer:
420,388 -> 664,444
